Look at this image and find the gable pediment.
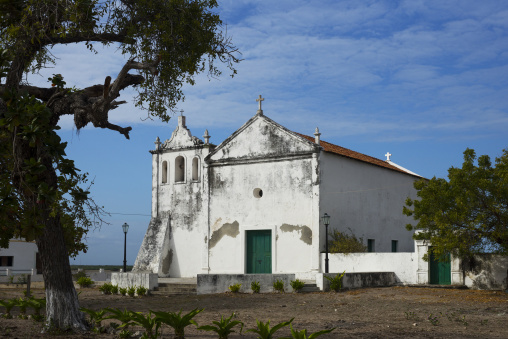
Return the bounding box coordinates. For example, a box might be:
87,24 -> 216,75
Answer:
206,114 -> 318,163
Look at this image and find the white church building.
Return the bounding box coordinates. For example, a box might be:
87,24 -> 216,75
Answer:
133,97 -> 421,278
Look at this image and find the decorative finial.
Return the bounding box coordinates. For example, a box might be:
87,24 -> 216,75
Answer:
385,152 -> 392,161
155,136 -> 161,150
314,127 -> 321,145
203,129 -> 210,144
256,95 -> 264,115
179,109 -> 184,116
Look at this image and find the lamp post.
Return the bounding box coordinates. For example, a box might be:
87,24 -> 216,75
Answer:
321,213 -> 330,273
122,223 -> 129,272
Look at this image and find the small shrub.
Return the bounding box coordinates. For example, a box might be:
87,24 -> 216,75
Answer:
99,283 -> 113,295
73,270 -> 87,281
290,279 -> 305,293
81,307 -> 108,331
229,283 -> 241,293
251,281 -> 260,293
247,318 -> 293,338
273,279 -> 285,293
0,299 -> 16,319
16,274 -> 27,284
7,275 -> 14,284
28,298 -> 46,322
127,286 -> 136,297
288,323 -> 335,338
15,297 -> 30,319
328,228 -> 367,253
325,271 -> 345,292
111,285 -> 119,294
136,286 -> 148,296
77,277 -> 93,288
198,313 -> 244,339
119,287 -> 127,296
153,308 -> 203,339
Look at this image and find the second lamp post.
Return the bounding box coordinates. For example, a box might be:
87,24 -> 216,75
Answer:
322,213 -> 330,273
122,222 -> 129,272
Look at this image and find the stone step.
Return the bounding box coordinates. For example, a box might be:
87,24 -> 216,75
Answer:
299,283 -> 320,293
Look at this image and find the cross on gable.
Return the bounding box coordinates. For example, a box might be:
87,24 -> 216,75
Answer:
385,152 -> 392,161
256,95 -> 264,111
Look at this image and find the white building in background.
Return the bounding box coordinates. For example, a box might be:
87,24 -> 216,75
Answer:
134,97 -> 421,278
0,239 -> 39,276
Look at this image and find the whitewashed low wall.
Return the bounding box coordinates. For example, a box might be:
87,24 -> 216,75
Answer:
320,252 -> 417,284
111,272 -> 158,290
464,255 -> 508,290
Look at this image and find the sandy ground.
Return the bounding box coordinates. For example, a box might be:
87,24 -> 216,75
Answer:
1,286 -> 507,338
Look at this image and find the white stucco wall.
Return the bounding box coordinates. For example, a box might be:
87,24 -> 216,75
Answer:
0,239 -> 38,274
464,255 -> 508,290
320,252 -> 417,284
319,152 -> 419,253
207,158 -> 316,274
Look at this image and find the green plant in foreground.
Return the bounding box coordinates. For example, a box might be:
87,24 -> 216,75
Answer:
128,286 -> 136,297
153,308 -> 204,339
247,318 -> 293,339
119,287 -> 127,296
136,286 -> 148,296
0,299 -> 16,319
251,281 -> 261,293
273,279 -> 285,293
15,297 -> 30,319
428,313 -> 439,326
111,284 -> 119,294
99,283 -> 113,295
290,279 -> 305,292
103,308 -> 135,329
198,313 -> 244,339
81,308 -> 109,330
325,271 -> 345,292
77,276 -> 93,288
229,283 -> 241,293
129,311 -> 161,339
285,323 -> 336,339
28,298 -> 46,322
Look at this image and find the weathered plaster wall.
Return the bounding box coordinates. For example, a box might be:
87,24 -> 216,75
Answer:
206,116 -> 319,275
207,159 -> 316,274
320,252 -> 417,284
464,255 -> 508,290
316,272 -> 398,291
319,152 -> 418,253
0,239 -> 38,274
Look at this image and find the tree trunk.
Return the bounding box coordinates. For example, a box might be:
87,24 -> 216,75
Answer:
36,211 -> 88,331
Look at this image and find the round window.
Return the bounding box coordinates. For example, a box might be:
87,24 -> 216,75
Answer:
253,188 -> 263,198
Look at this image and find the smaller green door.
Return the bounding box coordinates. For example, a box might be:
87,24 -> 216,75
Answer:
246,230 -> 272,274
429,249 -> 451,285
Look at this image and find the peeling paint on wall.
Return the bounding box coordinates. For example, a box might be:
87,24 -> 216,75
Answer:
280,224 -> 312,245
209,221 -> 240,249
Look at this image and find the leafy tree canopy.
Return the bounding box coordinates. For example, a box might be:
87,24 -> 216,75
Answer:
0,0 -> 238,330
404,148 -> 508,260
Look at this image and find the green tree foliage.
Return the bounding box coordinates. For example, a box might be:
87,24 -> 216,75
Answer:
0,0 -> 238,331
328,228 -> 367,253
404,148 -> 508,260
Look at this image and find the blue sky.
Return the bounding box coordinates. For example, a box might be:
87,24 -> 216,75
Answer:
28,0 -> 508,265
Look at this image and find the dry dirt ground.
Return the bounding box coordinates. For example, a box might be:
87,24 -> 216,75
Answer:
1,286 -> 507,338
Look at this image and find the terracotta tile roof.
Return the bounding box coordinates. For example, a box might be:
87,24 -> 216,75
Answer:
297,133 -> 416,176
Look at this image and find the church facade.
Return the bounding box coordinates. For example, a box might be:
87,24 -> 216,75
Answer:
133,98 -> 421,278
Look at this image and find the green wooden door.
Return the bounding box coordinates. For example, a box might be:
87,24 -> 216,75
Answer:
429,249 -> 451,285
246,230 -> 272,274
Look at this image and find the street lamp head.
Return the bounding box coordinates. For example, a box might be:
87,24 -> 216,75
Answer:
321,213 -> 330,226
122,222 -> 129,234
